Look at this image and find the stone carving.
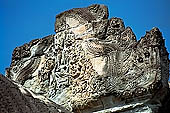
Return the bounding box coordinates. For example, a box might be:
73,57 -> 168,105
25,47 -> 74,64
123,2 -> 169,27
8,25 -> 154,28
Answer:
0,74 -> 70,113
3,4 -> 170,113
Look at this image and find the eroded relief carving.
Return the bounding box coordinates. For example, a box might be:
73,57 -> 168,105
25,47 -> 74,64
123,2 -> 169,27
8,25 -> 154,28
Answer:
5,4 -> 169,113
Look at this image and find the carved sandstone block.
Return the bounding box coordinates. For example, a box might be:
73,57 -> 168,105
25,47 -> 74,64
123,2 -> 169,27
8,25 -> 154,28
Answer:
5,4 -> 169,113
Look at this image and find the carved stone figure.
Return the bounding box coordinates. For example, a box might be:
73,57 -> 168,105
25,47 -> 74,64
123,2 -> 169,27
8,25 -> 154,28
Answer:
2,4 -> 170,113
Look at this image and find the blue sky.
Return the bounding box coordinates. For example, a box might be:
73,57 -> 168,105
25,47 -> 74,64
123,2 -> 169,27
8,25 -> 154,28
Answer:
0,0 -> 170,75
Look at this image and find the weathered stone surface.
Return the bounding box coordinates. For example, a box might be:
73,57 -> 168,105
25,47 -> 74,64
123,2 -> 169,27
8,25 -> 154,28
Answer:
0,74 -> 70,113
3,4 -> 170,113
55,4 -> 108,33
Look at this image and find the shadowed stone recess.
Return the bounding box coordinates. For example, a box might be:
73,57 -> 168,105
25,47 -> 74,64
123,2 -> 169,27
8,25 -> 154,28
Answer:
2,4 -> 170,113
0,74 -> 71,113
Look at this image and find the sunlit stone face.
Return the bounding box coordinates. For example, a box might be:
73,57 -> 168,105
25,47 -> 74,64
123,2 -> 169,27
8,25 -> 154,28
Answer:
6,4 -> 169,113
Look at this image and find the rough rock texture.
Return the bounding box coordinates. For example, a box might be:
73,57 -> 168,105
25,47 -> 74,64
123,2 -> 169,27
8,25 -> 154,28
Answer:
2,4 -> 170,113
0,74 -> 70,113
